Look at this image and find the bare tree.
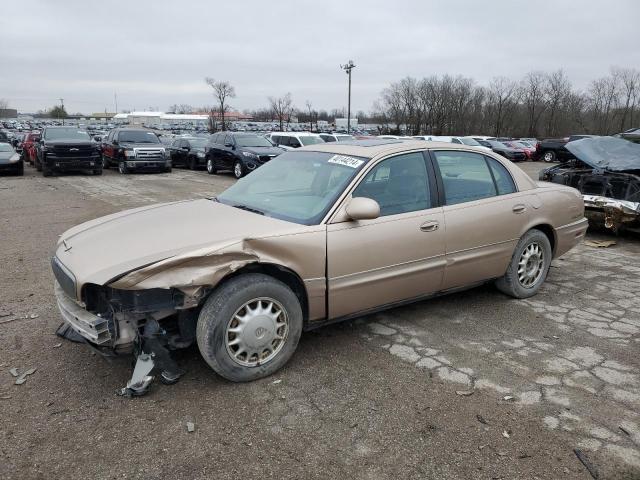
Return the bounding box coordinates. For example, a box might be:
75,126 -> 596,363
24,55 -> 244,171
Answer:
486,76 -> 519,137
614,67 -> 640,131
522,71 -> 548,137
269,93 -> 294,132
205,77 -> 236,131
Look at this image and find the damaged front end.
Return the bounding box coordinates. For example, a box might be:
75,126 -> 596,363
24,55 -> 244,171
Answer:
539,137 -> 640,233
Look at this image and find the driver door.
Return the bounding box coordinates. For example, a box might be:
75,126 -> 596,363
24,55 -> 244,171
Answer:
326,152 -> 446,319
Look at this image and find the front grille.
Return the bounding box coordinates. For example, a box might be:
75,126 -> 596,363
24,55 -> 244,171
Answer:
136,149 -> 164,160
52,144 -> 95,157
52,256 -> 76,299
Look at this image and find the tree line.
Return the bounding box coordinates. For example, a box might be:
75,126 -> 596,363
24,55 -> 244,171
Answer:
374,68 -> 639,138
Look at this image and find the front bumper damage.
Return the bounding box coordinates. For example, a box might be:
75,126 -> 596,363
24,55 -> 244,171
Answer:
54,280 -> 190,396
583,195 -> 640,233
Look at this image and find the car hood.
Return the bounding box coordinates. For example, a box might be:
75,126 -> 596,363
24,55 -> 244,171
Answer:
119,142 -> 164,149
241,146 -> 284,155
565,136 -> 640,172
54,199 -> 302,288
44,140 -> 94,146
0,151 -> 16,162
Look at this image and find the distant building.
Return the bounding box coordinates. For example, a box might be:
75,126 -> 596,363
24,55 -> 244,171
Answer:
0,108 -> 18,119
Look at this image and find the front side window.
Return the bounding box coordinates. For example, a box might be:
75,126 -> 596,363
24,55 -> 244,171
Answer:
217,151 -> 368,225
434,151 -> 497,205
352,152 -> 431,216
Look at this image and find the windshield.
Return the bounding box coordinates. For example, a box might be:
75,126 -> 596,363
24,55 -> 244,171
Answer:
300,136 -> 325,146
488,141 -> 508,148
235,135 -> 274,147
460,137 -> 481,146
187,138 -> 208,148
44,129 -> 90,141
0,143 -> 14,152
118,131 -> 160,143
217,151 -> 367,225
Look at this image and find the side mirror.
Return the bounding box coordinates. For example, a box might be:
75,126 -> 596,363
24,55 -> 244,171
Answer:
112,140 -> 119,146
224,142 -> 233,148
346,197 -> 380,221
181,146 -> 190,151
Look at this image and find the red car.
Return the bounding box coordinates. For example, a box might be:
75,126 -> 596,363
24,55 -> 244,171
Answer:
21,132 -> 41,165
504,140 -> 533,160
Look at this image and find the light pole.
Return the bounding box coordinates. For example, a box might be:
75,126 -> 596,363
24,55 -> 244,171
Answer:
340,60 -> 355,133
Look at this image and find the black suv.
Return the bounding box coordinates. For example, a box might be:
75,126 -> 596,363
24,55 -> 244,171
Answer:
35,126 -> 102,176
168,136 -> 209,170
205,132 -> 285,178
101,128 -> 171,174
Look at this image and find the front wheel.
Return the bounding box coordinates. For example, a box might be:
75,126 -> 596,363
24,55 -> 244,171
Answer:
93,167 -> 103,176
102,155 -> 109,169
542,150 -> 556,163
196,273 -> 303,382
233,160 -> 244,179
118,162 -> 128,174
206,158 -> 217,175
495,229 -> 552,299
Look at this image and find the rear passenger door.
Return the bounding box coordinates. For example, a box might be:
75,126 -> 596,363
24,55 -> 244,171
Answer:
431,150 -> 530,289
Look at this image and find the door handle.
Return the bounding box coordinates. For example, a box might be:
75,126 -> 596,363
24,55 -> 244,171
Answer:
512,204 -> 527,214
420,221 -> 439,232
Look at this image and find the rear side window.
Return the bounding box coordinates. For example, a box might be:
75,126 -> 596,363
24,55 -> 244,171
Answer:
434,151 -> 497,205
486,157 -> 516,195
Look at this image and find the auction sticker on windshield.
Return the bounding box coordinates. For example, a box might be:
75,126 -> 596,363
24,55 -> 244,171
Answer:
327,155 -> 364,168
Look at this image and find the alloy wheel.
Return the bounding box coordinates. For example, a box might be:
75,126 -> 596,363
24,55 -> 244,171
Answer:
517,242 -> 545,288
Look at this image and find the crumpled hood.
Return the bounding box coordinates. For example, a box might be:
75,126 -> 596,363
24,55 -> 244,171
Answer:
55,199 -> 302,288
566,136 -> 640,172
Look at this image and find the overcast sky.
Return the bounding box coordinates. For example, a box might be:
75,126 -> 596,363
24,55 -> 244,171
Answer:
1,0 -> 638,115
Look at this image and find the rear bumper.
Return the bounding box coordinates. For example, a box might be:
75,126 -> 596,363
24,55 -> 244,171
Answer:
555,218 -> 588,257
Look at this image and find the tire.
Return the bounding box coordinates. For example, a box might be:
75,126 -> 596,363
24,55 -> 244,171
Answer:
495,229 -> 552,299
233,160 -> 244,179
118,162 -> 128,174
42,164 -> 53,177
35,156 -> 42,171
165,167 -> 172,173
196,273 -> 303,382
542,150 -> 556,163
93,167 -> 103,175
206,157 -> 217,175
188,157 -> 197,170
102,155 -> 109,169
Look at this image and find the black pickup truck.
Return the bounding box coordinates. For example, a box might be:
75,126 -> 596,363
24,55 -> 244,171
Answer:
35,126 -> 102,176
535,135 -> 594,163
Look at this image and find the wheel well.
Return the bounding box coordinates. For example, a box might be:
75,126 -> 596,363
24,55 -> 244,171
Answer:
217,263 -> 309,323
530,224 -> 556,255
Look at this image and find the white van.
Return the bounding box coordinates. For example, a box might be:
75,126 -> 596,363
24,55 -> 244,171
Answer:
268,132 -> 325,150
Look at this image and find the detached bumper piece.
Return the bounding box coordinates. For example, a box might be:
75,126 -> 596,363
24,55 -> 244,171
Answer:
583,195 -> 640,233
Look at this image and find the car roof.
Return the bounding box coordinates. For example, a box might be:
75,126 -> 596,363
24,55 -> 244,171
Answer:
300,140 -> 468,159
271,132 -> 320,137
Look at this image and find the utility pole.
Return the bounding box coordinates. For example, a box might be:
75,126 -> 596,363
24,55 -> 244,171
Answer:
340,60 -> 355,133
114,92 -> 118,113
59,98 -> 64,125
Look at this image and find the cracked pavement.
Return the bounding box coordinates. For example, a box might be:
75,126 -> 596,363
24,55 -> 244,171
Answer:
1,162 -> 639,479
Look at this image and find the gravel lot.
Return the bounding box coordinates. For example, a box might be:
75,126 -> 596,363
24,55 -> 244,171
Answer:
1,161 -> 639,479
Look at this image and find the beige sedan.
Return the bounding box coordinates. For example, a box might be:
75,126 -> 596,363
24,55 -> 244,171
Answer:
52,140 -> 587,387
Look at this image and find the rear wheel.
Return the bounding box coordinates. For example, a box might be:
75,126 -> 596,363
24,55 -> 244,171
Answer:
196,273 -> 303,382
542,150 -> 556,163
42,164 -> 53,177
495,229 -> 552,299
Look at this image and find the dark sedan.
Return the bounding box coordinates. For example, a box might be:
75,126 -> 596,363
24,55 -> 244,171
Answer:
205,133 -> 286,178
0,142 -> 23,175
169,137 -> 209,170
486,140 -> 526,162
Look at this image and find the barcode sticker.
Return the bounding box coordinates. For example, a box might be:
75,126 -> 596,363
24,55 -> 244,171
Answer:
327,155 -> 363,168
